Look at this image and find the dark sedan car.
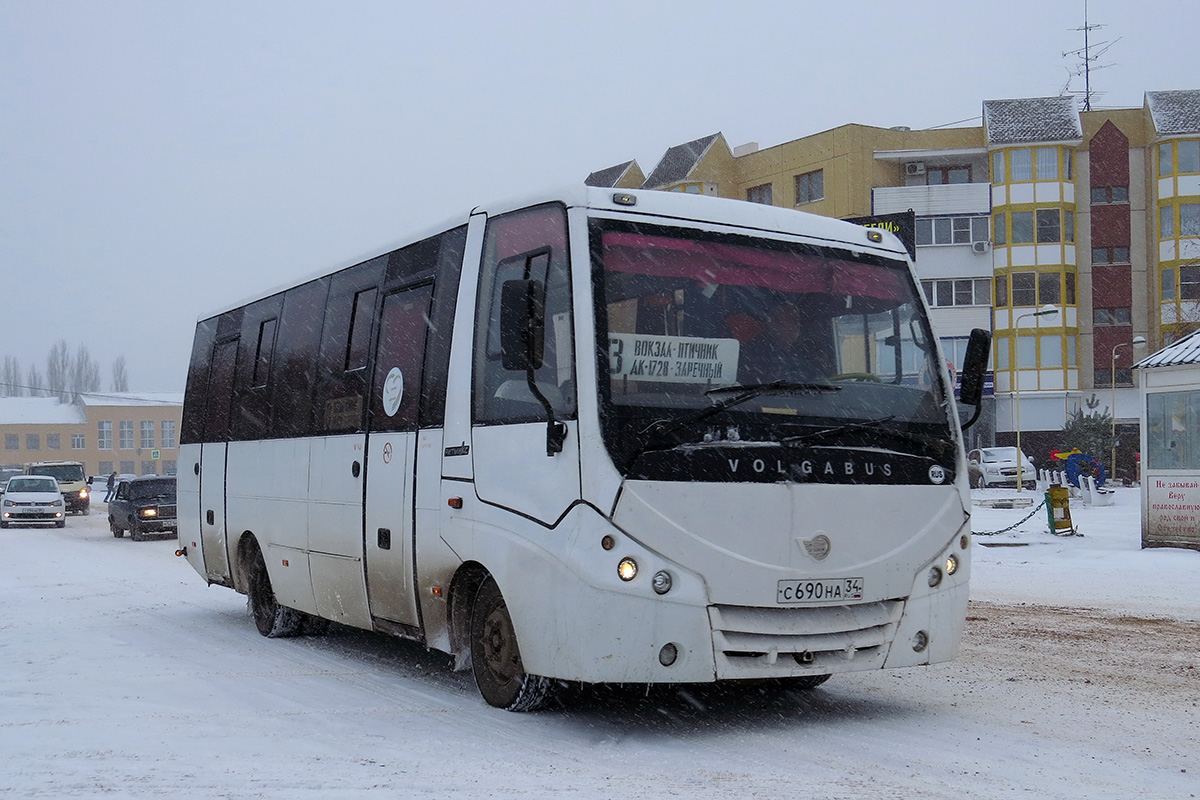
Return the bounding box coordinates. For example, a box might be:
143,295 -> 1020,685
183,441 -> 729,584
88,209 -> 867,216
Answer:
109,476 -> 177,541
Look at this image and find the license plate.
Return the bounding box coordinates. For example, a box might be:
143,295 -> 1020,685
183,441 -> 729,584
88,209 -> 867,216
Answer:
777,577 -> 864,604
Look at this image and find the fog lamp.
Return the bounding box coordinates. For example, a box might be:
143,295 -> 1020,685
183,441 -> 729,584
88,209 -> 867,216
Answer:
651,570 -> 673,595
617,558 -> 638,581
945,554 -> 959,575
912,630 -> 929,652
659,643 -> 678,666
927,566 -> 943,587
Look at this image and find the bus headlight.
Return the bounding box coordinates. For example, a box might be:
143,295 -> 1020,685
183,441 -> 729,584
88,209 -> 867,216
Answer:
945,554 -> 959,575
617,558 -> 638,581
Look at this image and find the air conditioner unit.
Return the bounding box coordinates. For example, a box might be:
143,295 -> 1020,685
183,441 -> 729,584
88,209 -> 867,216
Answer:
905,161 -> 925,176
972,240 -> 990,254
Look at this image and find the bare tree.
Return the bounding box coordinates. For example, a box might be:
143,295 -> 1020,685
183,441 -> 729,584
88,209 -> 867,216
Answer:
2,356 -> 22,397
69,345 -> 101,402
111,356 -> 129,393
46,340 -> 71,401
27,364 -> 46,397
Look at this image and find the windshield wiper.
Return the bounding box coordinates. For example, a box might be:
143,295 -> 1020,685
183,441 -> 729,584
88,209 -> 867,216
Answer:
642,381 -> 841,442
783,415 -> 954,453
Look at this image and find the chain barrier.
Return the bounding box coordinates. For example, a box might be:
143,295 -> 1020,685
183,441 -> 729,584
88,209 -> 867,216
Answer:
973,497 -> 1048,536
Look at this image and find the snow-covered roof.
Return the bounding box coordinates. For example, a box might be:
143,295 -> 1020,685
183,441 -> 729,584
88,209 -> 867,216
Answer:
983,97 -> 1081,145
0,397 -> 87,426
78,392 -> 183,407
586,160 -> 637,188
1146,90 -> 1200,136
642,133 -> 721,188
1135,328 -> 1200,369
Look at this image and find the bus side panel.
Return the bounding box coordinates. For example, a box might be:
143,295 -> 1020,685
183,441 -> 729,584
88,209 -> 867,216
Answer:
176,442 -> 206,578
226,438 -> 316,614
307,434 -> 371,628
198,442 -> 230,583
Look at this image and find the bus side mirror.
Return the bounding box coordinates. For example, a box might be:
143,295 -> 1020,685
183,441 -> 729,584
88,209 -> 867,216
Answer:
958,328 -> 991,430
499,279 -> 546,372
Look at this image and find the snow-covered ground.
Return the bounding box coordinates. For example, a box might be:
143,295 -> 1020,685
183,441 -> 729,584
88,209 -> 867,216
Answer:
1,488 -> 1197,799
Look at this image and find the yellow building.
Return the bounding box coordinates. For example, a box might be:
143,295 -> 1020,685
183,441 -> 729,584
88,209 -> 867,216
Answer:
589,90 -> 1200,480
0,393 -> 183,478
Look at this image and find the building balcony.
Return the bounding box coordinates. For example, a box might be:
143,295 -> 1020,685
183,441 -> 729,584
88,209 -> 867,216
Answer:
872,183 -> 991,217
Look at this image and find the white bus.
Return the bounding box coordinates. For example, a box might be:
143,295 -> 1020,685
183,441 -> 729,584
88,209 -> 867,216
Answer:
177,186 -> 990,710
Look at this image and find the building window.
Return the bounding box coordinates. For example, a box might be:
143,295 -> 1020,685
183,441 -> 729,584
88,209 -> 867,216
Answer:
1036,147 -> 1059,180
1011,211 -> 1034,243
1181,265 -> 1200,300
97,421 -> 112,450
1159,143 -> 1173,176
1163,268 -> 1176,301
72,433 -> 85,449
992,151 -> 1005,182
1093,247 -> 1130,264
926,166 -> 970,184
794,170 -> 824,204
118,420 -> 133,450
1064,149 -> 1074,180
1064,209 -> 1075,243
46,434 -> 60,450
1160,206 -> 1175,239
1066,273 -> 1076,304
141,461 -> 158,476
746,183 -> 773,205
921,278 -> 991,307
26,434 -> 40,450
994,274 -> 1008,307
140,421 -> 155,449
1038,272 -> 1061,304
162,459 -> 177,476
1036,209 -> 1061,243
98,460 -> 113,475
119,460 -> 134,474
1017,334 -> 1037,368
1182,204 -> 1200,236
6,434 -> 19,450
1010,148 -> 1033,181
914,215 -> 989,246
1011,272 -> 1036,306
993,213 -> 1006,245
1040,335 -> 1063,368
1093,307 -> 1132,325
161,420 -> 176,449
1091,186 -> 1129,204
1180,140 -> 1200,174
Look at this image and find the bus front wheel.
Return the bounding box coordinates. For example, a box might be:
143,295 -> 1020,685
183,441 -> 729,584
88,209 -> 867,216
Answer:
247,543 -> 304,638
469,577 -> 552,711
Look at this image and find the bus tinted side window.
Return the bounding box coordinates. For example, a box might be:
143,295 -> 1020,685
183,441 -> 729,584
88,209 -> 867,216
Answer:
181,317 -> 217,445
232,295 -> 283,441
313,257 -> 385,435
474,204 -> 575,424
270,278 -> 329,439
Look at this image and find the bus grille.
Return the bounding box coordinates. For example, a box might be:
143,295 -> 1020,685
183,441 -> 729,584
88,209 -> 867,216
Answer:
708,600 -> 903,678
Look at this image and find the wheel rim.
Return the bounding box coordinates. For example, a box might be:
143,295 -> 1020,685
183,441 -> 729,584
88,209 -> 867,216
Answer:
480,600 -> 521,688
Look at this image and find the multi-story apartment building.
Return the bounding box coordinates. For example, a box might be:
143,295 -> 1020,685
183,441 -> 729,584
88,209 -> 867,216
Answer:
589,90 -> 1200,480
0,392 -> 183,477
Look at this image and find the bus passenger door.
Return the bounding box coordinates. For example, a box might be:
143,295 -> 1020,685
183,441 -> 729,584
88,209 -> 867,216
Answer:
199,338 -> 237,581
364,284 -> 433,627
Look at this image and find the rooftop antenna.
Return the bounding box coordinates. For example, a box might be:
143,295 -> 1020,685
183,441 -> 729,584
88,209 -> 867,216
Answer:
1061,0 -> 1120,110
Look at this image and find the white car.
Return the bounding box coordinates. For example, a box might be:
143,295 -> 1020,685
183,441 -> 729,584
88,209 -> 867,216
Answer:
1,475 -> 67,528
967,447 -> 1037,490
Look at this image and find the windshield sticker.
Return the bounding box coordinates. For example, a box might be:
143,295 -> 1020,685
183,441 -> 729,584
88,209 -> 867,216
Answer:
608,334 -> 739,385
382,367 -> 404,417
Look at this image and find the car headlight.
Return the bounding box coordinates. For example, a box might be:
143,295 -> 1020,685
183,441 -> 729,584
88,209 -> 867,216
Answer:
53,500 -> 64,507
2,500 -> 13,507
140,508 -> 157,518
79,489 -> 88,499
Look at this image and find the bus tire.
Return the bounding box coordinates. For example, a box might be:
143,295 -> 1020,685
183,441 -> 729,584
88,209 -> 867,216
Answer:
469,577 -> 552,711
247,544 -> 304,638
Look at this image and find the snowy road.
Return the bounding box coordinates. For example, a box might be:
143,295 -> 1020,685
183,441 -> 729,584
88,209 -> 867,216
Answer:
1,501 -> 1197,799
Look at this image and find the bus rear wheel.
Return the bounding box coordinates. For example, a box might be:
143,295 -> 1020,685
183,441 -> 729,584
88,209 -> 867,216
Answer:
247,543 -> 304,638
469,577 -> 552,711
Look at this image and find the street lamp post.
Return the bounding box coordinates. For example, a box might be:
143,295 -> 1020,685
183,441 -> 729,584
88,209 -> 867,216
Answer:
1014,304 -> 1060,492
1110,336 -> 1147,483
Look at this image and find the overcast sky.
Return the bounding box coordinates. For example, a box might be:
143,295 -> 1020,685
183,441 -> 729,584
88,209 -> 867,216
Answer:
2,0 -> 1194,392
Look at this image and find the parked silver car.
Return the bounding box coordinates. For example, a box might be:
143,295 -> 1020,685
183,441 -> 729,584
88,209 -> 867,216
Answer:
967,447 -> 1037,489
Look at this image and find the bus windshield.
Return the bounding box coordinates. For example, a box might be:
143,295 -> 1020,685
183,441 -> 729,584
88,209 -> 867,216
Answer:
593,220 -> 953,471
